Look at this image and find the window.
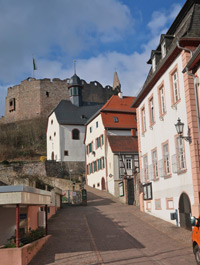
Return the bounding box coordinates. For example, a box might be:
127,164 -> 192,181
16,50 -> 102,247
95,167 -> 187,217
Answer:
161,41 -> 166,58
101,135 -> 104,146
98,159 -> 102,170
149,97 -> 155,125
54,132 -> 56,136
46,91 -> 49,97
143,155 -> 148,181
64,150 -> 68,156
170,67 -> 180,105
163,143 -> 170,175
166,198 -> 174,210
87,165 -> 89,175
90,127 -> 92,133
158,85 -> 166,116
90,163 -> 93,174
155,199 -> 162,210
93,161 -> 97,172
143,183 -> 152,200
141,107 -> 146,133
152,56 -> 156,73
72,129 -> 80,140
96,137 -> 101,149
102,157 -> 105,168
172,71 -> 179,103
176,136 -> 186,170
9,98 -> 16,112
49,136 -> 51,140
51,120 -> 53,125
152,150 -> 158,179
126,158 -> 132,170
96,121 -> 98,128
113,117 -> 118,123
88,143 -> 92,153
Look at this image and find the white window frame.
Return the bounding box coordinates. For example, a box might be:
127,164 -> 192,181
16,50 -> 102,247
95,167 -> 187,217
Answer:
150,98 -> 155,124
163,143 -> 170,175
161,41 -> 166,58
176,136 -> 186,170
152,56 -> 156,73
152,150 -> 158,179
160,86 -> 166,115
172,71 -> 179,103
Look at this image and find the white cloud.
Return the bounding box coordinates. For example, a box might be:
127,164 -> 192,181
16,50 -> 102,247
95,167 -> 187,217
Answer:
0,1 -> 183,117
147,4 -> 182,36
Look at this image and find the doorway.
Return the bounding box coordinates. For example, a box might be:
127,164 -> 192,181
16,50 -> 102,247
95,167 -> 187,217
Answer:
179,192 -> 192,230
101,177 -> 106,190
127,178 -> 134,205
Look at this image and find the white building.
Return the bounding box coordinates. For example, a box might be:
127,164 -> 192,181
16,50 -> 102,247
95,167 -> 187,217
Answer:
132,0 -> 200,229
85,95 -> 139,204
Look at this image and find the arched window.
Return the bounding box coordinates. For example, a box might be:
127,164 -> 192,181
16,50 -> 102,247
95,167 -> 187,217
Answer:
72,129 -> 80,140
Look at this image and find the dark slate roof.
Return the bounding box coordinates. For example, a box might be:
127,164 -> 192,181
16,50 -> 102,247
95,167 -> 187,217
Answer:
69,74 -> 82,87
53,100 -> 104,125
132,0 -> 200,108
107,136 -> 138,153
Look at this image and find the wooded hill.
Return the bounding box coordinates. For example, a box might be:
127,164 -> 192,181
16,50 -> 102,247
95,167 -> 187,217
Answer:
0,118 -> 47,161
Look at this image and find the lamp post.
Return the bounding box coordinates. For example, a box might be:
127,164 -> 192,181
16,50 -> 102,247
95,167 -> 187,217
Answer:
175,118 -> 192,143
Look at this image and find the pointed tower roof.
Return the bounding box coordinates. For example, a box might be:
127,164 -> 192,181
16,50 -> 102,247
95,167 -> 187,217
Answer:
113,71 -> 121,91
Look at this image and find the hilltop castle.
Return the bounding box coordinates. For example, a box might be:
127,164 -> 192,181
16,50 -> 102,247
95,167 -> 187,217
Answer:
1,72 -> 121,124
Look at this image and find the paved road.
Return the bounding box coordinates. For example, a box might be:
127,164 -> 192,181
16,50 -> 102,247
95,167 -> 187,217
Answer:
30,186 -> 196,265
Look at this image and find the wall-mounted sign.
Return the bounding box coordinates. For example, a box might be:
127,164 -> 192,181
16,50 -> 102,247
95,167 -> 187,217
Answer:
119,182 -> 124,197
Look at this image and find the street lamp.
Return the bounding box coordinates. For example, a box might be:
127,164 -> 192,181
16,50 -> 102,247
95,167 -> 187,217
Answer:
175,118 -> 192,143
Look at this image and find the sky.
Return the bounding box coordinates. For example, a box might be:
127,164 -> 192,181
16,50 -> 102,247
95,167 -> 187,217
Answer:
0,0 -> 185,117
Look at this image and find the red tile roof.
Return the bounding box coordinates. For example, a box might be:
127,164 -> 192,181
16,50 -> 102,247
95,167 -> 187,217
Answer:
101,112 -> 136,128
108,136 -> 138,153
102,95 -> 136,113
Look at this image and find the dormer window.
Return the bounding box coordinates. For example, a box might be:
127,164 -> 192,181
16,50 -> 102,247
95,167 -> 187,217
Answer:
152,56 -> 156,73
113,117 -> 118,123
161,41 -> 166,58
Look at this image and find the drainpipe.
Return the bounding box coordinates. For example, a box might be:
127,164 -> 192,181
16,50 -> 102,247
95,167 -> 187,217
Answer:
177,41 -> 200,146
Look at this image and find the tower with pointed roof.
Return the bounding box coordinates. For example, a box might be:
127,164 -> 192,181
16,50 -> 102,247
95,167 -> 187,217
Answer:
113,71 -> 121,91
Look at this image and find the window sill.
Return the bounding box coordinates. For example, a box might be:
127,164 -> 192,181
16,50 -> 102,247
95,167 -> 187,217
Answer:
164,174 -> 172,179
177,168 -> 187,175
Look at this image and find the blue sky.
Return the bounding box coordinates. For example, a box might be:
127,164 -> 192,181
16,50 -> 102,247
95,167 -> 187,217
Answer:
0,0 -> 185,117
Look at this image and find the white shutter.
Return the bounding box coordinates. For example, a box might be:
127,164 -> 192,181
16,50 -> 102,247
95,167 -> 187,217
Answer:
172,154 -> 178,173
149,164 -> 154,181
158,159 -> 165,177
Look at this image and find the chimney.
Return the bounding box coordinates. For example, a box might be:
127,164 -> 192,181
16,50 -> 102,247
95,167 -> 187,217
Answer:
118,92 -> 123,99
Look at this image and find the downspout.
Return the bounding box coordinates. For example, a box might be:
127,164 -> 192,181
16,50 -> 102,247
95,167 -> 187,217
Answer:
176,41 -> 200,146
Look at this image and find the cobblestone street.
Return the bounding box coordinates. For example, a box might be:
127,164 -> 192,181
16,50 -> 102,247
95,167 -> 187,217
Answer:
30,186 -> 196,265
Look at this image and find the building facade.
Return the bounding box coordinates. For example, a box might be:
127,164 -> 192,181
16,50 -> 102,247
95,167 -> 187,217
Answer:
132,0 -> 200,229
85,94 -> 139,203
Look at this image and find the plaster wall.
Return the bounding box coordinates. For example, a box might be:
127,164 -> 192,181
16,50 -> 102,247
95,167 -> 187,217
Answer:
47,112 -> 61,161
86,114 -> 106,190
138,53 -> 194,224
107,143 -> 115,195
60,125 -> 85,162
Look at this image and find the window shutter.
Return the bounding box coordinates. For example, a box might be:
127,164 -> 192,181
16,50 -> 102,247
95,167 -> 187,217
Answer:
172,154 -> 178,173
158,159 -> 165,177
149,164 -> 154,181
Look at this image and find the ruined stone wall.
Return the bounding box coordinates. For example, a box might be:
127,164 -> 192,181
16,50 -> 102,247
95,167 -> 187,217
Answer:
40,78 -> 70,116
3,77 -> 119,124
81,80 -> 119,103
